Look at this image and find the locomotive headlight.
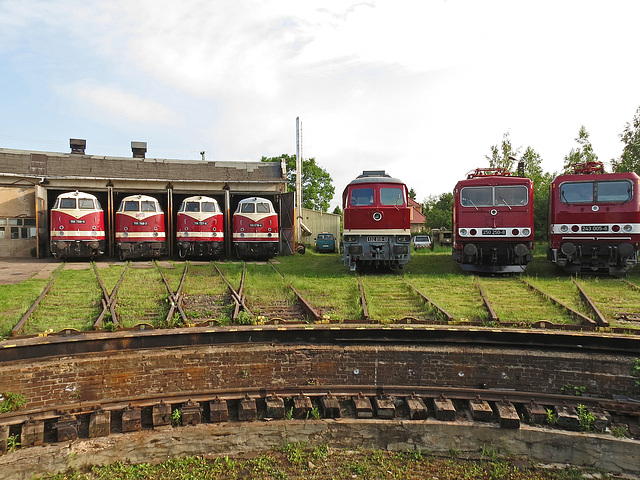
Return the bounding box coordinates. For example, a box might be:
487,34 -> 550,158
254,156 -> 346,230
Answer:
560,225 -> 569,233
459,228 -> 468,236
59,231 -> 64,237
268,233 -> 272,237
240,233 -> 245,238
372,211 -> 383,221
59,226 -> 64,230
122,232 -> 128,238
624,224 -> 633,233
91,231 -> 97,237
124,227 -> 128,231
213,227 -> 217,231
522,228 -> 531,236
153,232 -> 158,237
344,235 -> 357,243
154,226 -> 158,231
397,235 -> 410,243
92,225 -> 96,230
268,228 -> 272,232
240,228 -> 245,232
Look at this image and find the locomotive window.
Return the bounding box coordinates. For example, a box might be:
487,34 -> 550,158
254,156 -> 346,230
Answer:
60,198 -> 76,209
185,202 -> 200,212
350,188 -> 374,206
78,198 -> 94,209
560,182 -> 594,203
380,187 -> 404,206
460,187 -> 493,207
141,201 -> 157,212
596,180 -> 632,202
241,203 -> 255,213
256,203 -> 270,213
495,185 -> 528,206
201,202 -> 217,212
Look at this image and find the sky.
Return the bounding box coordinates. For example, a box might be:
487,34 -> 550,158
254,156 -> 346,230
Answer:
1,0 -> 640,211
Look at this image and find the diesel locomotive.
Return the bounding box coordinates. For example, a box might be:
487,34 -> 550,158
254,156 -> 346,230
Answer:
50,191 -> 105,259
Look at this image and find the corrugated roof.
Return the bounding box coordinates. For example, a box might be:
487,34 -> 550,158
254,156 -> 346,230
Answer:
0,148 -> 285,184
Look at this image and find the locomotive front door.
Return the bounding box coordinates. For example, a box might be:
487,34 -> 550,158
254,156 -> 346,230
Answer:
278,192 -> 295,255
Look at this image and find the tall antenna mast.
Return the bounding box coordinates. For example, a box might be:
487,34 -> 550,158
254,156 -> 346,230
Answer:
296,117 -> 303,245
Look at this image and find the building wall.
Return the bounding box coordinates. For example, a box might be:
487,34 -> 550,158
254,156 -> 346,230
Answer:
0,186 -> 37,257
0,343 -> 634,410
300,208 -> 341,246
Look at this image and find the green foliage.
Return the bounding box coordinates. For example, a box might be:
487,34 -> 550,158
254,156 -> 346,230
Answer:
611,424 -> 629,438
545,408 -> 558,425
281,441 -> 307,466
485,131 -> 519,171
612,105 -> 640,174
171,408 -> 181,426
423,192 -> 453,231
632,358 -> 640,387
562,125 -> 599,172
0,392 -> 26,413
6,434 -> 20,453
576,404 -> 595,432
261,154 -> 335,212
285,406 -> 294,420
561,384 -> 586,396
235,310 -> 255,325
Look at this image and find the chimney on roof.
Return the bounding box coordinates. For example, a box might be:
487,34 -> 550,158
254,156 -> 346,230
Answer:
131,141 -> 147,159
70,138 -> 86,155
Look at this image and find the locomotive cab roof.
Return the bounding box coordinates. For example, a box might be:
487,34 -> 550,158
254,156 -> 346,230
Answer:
348,170 -> 404,185
57,190 -> 99,201
234,197 -> 274,213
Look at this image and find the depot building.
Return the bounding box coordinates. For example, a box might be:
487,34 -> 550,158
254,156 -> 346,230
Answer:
0,139 -> 294,258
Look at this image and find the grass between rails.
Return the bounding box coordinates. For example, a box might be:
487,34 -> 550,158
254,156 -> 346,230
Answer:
2,246 -> 640,334
40,446 -> 615,480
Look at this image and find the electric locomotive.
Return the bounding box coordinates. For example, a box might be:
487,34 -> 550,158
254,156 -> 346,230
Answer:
342,170 -> 411,271
115,194 -> 167,260
50,191 -> 105,259
548,161 -> 640,275
176,195 -> 224,258
232,196 -> 279,258
453,168 -> 534,273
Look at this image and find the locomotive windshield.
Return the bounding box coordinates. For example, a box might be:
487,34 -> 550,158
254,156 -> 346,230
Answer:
184,202 -> 200,212
201,202 -> 218,212
461,185 -> 528,208
59,198 -> 76,209
380,187 -> 405,206
560,180 -> 632,204
350,188 -> 374,206
78,198 -> 96,209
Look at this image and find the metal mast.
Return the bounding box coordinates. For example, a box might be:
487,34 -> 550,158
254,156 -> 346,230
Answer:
296,117 -> 303,245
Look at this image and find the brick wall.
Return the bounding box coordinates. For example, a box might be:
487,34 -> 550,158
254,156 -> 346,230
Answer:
0,344 -> 635,410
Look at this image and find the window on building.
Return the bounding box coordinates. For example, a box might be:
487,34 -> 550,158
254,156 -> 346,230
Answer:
0,218 -> 37,240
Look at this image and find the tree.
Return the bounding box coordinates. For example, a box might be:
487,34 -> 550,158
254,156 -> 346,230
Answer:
485,132 -> 520,171
612,106 -> 640,174
563,126 -> 598,172
521,146 -> 553,242
423,192 -> 453,231
261,154 -> 335,212
408,187 -> 417,200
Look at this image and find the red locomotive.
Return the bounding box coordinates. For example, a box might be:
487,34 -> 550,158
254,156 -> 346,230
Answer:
115,194 -> 167,260
342,170 -> 412,271
50,191 -> 105,259
232,196 -> 279,258
176,195 -> 224,258
453,168 -> 534,273
548,161 -> 640,274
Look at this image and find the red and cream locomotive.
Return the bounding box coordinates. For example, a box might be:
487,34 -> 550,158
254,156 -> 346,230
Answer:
232,196 -> 279,258
453,168 -> 534,273
50,191 -> 105,259
548,161 -> 640,274
115,194 -> 167,260
342,170 -> 412,271
176,195 -> 224,258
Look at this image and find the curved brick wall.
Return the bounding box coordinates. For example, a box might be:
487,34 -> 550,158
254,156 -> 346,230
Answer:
0,343 -> 635,410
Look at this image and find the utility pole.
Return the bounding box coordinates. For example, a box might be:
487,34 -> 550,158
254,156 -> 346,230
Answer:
296,117 -> 303,245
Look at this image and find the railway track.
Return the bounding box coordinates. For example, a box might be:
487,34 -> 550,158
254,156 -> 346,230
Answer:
7,259 -> 640,338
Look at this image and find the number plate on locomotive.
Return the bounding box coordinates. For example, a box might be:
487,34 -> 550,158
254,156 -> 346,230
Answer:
481,229 -> 506,235
581,225 -> 608,232
367,236 -> 388,242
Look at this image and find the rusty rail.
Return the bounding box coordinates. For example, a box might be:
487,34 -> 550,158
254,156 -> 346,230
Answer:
93,262 -> 129,329
11,263 -> 65,337
357,274 -> 369,321
267,261 -> 322,322
520,278 -> 597,327
155,261 -> 188,324
474,277 -> 499,323
401,277 -> 455,323
572,278 -> 609,327
213,262 -> 253,319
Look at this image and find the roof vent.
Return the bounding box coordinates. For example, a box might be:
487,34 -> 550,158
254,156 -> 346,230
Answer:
131,141 -> 147,159
70,138 -> 86,155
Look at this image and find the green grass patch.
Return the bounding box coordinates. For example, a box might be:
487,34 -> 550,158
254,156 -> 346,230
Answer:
0,278 -> 49,338
114,266 -> 168,328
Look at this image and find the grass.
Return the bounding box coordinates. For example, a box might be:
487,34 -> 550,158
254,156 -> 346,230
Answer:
39,447 -> 616,479
2,246 -> 640,334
